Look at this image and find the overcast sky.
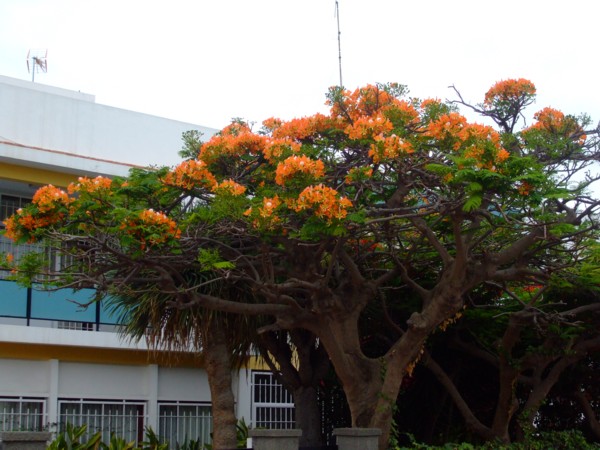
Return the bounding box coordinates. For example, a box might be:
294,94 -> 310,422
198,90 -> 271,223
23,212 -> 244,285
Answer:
1,0 -> 599,131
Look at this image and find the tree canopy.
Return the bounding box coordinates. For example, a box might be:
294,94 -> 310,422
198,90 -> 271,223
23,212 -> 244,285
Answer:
3,78 -> 600,448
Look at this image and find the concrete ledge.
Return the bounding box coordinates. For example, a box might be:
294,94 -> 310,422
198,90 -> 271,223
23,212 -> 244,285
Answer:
333,428 -> 381,450
0,431 -> 52,450
249,429 -> 302,450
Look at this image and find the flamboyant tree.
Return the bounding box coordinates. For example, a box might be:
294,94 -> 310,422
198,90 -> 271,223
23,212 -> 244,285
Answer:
3,79 -> 600,448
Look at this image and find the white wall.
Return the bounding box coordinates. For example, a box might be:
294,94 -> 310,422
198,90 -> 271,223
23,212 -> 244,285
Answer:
0,75 -> 217,169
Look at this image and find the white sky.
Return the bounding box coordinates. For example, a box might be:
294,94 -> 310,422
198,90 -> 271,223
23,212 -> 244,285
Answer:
1,0 -> 599,131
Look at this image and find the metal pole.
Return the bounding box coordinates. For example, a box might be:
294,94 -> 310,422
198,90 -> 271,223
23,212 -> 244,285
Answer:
336,0 -> 343,87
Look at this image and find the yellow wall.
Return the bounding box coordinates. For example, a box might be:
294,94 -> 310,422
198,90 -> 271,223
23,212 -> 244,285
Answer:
0,163 -> 79,188
0,341 -> 205,367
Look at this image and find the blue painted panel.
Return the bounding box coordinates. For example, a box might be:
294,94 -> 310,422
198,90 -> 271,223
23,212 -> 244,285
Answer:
30,287 -> 97,321
0,279 -> 28,317
99,296 -> 126,325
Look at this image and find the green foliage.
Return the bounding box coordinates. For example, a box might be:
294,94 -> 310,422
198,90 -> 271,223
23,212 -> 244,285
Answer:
197,248 -> 236,272
47,424 -> 102,450
179,130 -> 204,160
100,434 -> 137,450
394,429 -> 599,449
138,427 -> 169,450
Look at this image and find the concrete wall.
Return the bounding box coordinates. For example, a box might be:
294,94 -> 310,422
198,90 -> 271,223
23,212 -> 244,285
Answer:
0,75 -> 217,170
0,357 -> 254,429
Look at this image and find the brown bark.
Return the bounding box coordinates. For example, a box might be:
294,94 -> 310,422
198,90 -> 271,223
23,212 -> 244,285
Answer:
293,386 -> 322,447
422,352 -> 497,441
575,390 -> 600,441
203,321 -> 238,450
259,330 -> 330,447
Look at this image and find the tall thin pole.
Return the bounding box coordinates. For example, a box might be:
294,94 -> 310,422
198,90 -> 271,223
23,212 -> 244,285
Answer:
335,0 -> 343,87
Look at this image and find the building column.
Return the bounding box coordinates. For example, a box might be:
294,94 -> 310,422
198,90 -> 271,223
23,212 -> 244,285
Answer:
146,364 -> 159,432
47,359 -> 59,433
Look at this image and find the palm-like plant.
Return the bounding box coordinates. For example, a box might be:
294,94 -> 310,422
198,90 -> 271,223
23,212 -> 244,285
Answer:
105,271 -> 257,450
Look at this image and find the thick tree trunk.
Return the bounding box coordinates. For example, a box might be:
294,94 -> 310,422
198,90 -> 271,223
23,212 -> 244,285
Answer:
310,283 -> 467,449
258,329 -> 330,447
203,322 -> 238,450
293,386 -> 322,447
575,390 -> 600,441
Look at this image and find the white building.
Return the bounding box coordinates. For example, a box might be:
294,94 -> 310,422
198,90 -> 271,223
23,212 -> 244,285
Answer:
0,75 -> 293,445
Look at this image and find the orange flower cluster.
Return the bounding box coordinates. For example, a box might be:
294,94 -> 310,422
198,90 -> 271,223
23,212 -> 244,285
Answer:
200,122 -> 267,165
258,195 -> 282,218
32,185 -> 71,213
275,155 -> 325,186
292,184 -> 352,222
329,84 -> 398,121
244,196 -> 283,229
426,115 -> 509,167
264,114 -> 341,141
526,107 -> 586,144
3,184 -> 72,242
420,98 -> 442,110
531,107 -> 565,130
122,209 -> 181,249
68,176 -> 113,194
346,113 -> 394,140
162,160 -> 217,190
483,78 -> 536,106
426,113 -> 468,149
212,179 -> 246,196
496,148 -> 510,162
517,181 -> 533,196
261,137 -> 301,162
369,134 -> 414,163
4,213 -> 46,242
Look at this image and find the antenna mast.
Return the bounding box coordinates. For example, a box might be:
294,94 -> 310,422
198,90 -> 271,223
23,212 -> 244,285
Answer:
335,0 -> 343,87
27,49 -> 48,82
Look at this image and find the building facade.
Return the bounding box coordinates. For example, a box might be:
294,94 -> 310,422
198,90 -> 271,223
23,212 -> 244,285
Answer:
0,75 -> 293,445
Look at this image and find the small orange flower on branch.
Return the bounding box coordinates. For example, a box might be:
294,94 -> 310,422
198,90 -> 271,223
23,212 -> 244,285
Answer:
484,78 -> 536,106
122,209 -> 181,249
212,179 -> 246,196
32,185 -> 71,213
293,184 -> 352,222
345,113 -> 393,140
200,122 -> 268,164
264,114 -> 341,141
369,134 -> 414,163
275,155 -> 325,186
526,107 -> 586,144
162,160 -> 217,190
68,176 -> 113,194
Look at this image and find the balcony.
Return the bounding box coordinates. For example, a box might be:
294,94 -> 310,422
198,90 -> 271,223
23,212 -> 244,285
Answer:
0,277 -> 122,331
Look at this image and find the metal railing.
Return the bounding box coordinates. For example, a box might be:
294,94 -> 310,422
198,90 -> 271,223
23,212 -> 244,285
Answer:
158,403 -> 212,446
59,400 -> 146,443
252,372 -> 296,429
0,398 -> 47,432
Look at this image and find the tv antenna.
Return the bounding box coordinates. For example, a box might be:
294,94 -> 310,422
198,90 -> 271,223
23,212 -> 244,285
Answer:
27,49 -> 48,82
334,0 -> 343,87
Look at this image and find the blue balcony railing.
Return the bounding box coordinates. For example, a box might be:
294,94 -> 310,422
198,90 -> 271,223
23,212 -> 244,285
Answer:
0,278 -> 123,329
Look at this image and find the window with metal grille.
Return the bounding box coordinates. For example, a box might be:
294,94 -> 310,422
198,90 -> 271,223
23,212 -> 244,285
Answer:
158,402 -> 212,447
0,397 -> 46,432
252,371 -> 295,429
58,399 -> 146,443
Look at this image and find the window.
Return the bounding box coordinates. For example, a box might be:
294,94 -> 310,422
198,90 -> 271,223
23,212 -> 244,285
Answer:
57,321 -> 95,331
252,371 -> 295,429
0,194 -> 30,224
158,402 -> 212,447
58,399 -> 146,443
0,397 -> 46,432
